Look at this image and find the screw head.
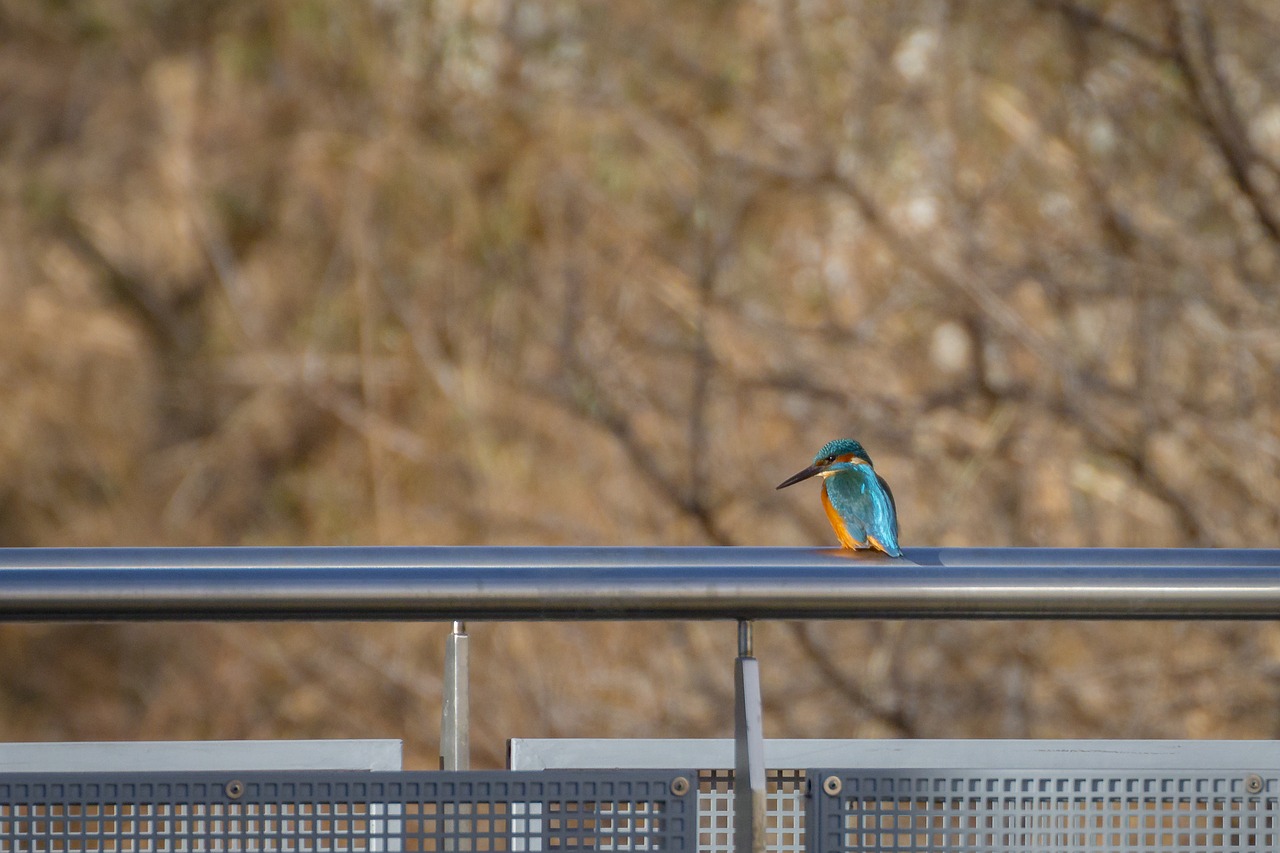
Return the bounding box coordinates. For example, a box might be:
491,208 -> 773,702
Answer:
225,779 -> 245,799
822,775 -> 843,796
670,775 -> 691,796
1245,774 -> 1264,794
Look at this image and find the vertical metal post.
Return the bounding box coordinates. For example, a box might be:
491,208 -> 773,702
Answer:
734,620 -> 766,853
442,620 -> 470,771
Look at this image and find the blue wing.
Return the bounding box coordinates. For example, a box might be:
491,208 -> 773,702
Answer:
825,467 -> 901,556
875,473 -> 900,542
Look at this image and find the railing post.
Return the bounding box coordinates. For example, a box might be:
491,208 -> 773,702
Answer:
441,620 -> 470,771
734,619 -> 766,853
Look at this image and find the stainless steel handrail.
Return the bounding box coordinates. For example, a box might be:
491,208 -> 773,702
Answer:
6,544 -> 1279,852
0,546 -> 1276,620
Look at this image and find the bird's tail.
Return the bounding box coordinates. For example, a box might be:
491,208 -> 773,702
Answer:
868,534 -> 902,558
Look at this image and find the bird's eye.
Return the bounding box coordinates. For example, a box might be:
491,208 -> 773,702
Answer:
822,456 -> 836,464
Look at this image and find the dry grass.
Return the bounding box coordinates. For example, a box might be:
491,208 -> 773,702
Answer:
1,1 -> 1279,767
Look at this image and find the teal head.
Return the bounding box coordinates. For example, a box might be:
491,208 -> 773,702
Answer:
775,438 -> 874,490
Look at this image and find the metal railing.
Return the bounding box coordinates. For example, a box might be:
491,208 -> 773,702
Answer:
2,545 -> 1279,853
511,739 -> 1280,853
0,769 -> 699,851
0,546 -> 1278,620
4,761 -> 1275,852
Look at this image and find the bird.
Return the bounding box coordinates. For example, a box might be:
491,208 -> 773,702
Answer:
776,438 -> 901,556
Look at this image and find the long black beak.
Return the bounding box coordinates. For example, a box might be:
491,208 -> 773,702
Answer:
776,463 -> 824,490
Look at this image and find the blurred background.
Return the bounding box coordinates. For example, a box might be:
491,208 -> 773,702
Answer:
1,0 -> 1279,768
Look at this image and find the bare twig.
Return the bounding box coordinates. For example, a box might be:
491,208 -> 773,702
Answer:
786,623 -> 919,736
1170,3 -> 1280,244
1037,0 -> 1174,62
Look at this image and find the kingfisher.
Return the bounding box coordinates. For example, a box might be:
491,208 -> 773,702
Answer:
776,438 -> 902,556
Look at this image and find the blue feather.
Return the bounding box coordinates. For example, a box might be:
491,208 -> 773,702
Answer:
823,463 -> 901,556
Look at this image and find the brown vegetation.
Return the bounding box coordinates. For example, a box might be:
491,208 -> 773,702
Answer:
1,1 -> 1279,768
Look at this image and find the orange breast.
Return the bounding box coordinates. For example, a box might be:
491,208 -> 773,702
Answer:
821,483 -> 865,549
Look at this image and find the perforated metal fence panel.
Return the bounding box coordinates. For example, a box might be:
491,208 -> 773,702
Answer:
806,768 -> 1280,853
0,769 -> 696,852
697,770 -> 805,853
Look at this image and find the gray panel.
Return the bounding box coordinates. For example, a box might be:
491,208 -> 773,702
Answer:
510,742 -> 810,853
0,739 -> 402,771
0,769 -> 697,851
511,740 -> 1280,853
508,739 -> 1280,772
808,768 -> 1280,853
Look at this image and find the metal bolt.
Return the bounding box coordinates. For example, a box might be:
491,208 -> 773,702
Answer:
670,775 -> 691,796
822,775 -> 843,796
225,780 -> 245,799
1245,774 -> 1264,794
738,620 -> 754,658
